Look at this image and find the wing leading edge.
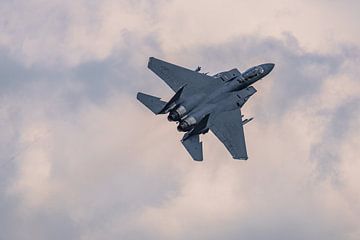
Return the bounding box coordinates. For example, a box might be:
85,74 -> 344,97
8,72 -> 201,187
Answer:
148,57 -> 223,97
209,109 -> 248,160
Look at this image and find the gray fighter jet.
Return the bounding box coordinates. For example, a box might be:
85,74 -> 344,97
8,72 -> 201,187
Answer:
137,57 -> 274,161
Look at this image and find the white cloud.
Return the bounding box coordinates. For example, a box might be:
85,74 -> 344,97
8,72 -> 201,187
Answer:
5,73 -> 359,239
0,0 -> 153,66
1,0 -> 360,67
9,123 -> 53,208
0,1 -> 360,239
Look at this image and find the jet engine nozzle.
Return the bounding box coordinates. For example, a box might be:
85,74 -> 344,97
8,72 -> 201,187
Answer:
168,105 -> 187,122
177,117 -> 197,132
168,111 -> 180,122
177,121 -> 189,132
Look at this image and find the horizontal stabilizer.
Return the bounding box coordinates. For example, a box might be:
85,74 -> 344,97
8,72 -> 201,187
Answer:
181,135 -> 203,161
137,92 -> 167,114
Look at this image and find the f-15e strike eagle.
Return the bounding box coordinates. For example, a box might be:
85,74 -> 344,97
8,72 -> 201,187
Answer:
137,57 -> 274,161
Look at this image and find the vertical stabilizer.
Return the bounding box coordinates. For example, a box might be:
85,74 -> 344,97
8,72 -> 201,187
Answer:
158,85 -> 185,114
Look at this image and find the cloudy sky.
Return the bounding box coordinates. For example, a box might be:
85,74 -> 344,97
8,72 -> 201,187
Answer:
0,0 -> 359,239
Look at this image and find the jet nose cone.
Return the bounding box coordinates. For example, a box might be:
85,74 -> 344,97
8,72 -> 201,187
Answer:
261,63 -> 275,75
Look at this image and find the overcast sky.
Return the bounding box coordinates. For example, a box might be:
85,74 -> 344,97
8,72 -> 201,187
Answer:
0,1 -> 359,239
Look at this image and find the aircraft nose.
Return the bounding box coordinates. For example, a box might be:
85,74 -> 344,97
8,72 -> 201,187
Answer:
262,63 -> 275,75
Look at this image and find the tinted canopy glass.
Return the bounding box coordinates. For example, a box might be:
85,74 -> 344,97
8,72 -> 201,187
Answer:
242,66 -> 264,79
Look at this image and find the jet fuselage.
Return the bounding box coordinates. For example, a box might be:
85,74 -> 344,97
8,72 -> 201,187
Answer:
137,57 -> 275,160
173,63 -> 275,132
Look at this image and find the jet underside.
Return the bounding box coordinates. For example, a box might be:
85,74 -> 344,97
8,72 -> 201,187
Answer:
137,57 -> 274,161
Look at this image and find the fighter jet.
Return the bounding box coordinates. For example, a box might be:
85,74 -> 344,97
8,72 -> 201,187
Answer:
137,57 -> 274,161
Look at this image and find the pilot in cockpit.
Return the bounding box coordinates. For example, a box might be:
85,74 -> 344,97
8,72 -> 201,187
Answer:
242,66 -> 264,79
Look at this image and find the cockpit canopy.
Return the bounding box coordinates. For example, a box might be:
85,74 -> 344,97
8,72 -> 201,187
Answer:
242,66 -> 264,79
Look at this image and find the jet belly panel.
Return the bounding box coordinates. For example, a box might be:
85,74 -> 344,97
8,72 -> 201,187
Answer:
138,57 -> 274,161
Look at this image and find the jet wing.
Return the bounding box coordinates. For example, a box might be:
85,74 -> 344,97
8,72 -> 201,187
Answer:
209,109 -> 248,160
148,57 -> 223,97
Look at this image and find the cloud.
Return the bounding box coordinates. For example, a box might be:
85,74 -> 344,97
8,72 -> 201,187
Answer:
0,0 -> 162,67
2,0 -> 360,67
0,1 -> 359,240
